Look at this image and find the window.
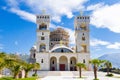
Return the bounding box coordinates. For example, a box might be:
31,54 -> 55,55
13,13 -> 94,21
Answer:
41,37 -> 45,40
33,53 -> 35,58
71,61 -> 72,64
82,37 -> 85,41
52,60 -> 54,64
83,33 -> 84,35
41,59 -> 43,63
83,59 -> 85,63
42,32 -> 44,35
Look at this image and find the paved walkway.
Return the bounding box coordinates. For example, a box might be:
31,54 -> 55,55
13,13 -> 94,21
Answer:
29,71 -> 120,80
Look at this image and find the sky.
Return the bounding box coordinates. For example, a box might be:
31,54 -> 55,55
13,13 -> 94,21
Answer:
0,0 -> 120,58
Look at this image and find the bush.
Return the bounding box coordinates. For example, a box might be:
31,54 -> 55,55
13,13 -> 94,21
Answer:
32,73 -> 38,77
106,73 -> 114,77
93,79 -> 99,80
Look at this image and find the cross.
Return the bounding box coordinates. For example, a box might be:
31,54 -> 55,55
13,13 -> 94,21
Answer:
80,10 -> 83,16
42,9 -> 46,14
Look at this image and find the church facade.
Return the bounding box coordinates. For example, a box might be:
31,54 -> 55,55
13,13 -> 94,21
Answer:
30,12 -> 91,71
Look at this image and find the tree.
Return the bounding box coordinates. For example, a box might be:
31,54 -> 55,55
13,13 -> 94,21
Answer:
0,52 -> 7,74
104,60 -> 112,75
75,63 -> 86,78
33,63 -> 40,75
23,62 -> 34,78
89,59 -> 105,80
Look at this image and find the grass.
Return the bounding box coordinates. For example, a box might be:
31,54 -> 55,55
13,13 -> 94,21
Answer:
0,77 -> 37,80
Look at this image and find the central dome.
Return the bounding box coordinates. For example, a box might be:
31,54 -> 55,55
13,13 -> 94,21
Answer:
50,28 -> 69,49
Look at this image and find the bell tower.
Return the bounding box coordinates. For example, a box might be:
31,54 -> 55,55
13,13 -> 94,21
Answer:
74,14 -> 90,53
36,11 -> 50,52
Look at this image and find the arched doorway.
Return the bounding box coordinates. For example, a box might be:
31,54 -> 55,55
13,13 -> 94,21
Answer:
59,56 -> 68,71
50,57 -> 57,71
70,57 -> 77,71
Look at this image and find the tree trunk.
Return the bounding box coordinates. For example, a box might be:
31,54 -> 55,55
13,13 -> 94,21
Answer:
79,67 -> 82,78
94,65 -> 97,79
107,66 -> 109,75
25,72 -> 28,78
14,73 -> 18,79
35,70 -> 37,74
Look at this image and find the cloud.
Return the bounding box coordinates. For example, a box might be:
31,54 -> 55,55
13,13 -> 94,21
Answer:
5,0 -> 19,8
89,3 -> 120,33
107,42 -> 120,49
6,0 -> 87,22
90,38 -> 110,46
90,38 -> 120,50
9,8 -> 36,23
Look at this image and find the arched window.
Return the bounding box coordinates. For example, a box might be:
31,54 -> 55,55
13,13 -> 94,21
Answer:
41,59 -> 43,63
83,59 -> 85,63
82,37 -> 85,41
39,23 -> 47,30
33,53 -> 35,58
39,44 -> 46,52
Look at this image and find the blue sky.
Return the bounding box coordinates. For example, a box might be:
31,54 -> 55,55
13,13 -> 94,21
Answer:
0,0 -> 120,58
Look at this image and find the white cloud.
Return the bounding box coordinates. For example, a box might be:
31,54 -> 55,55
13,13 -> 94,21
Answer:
107,42 -> 120,49
89,3 -> 120,33
9,8 -> 36,23
90,38 -> 120,50
21,0 -> 87,22
6,0 -> 19,8
90,38 -> 110,46
87,3 -> 104,11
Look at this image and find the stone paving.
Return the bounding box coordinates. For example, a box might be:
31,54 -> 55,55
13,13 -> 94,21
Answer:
29,71 -> 120,80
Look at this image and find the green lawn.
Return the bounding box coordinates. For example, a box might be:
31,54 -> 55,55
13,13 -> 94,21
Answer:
0,77 -> 37,80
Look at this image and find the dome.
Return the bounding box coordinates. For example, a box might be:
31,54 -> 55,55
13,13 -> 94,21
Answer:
50,44 -> 74,53
50,28 -> 69,49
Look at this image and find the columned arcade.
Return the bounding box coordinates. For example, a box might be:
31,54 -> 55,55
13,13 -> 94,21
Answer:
50,56 -> 77,71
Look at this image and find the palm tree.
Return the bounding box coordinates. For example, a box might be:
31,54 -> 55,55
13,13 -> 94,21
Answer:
76,63 -> 86,78
104,60 -> 112,75
0,52 -> 7,74
89,59 -> 105,80
23,62 -> 34,78
10,65 -> 21,79
33,63 -> 40,75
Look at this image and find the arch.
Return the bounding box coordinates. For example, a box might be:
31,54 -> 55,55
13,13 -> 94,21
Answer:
50,57 -> 57,71
70,57 -> 77,71
81,44 -> 87,53
39,23 -> 47,30
59,56 -> 68,71
39,44 -> 46,52
50,45 -> 74,53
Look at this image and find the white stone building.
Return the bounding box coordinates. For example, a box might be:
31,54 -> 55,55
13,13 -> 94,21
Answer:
30,12 -> 91,71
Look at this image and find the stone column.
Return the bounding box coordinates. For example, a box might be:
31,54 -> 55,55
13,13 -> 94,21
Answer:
68,58 -> 70,71
57,58 -> 59,71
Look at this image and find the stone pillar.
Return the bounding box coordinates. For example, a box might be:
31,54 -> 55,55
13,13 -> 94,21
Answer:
57,58 -> 59,71
68,58 -> 70,71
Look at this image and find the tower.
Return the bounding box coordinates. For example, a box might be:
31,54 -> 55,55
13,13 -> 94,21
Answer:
36,11 -> 50,52
74,14 -> 90,53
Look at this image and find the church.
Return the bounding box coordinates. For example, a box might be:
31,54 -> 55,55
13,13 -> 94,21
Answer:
30,11 -> 91,71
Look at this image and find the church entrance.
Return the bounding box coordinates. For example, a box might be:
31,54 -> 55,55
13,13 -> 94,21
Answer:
70,57 -> 77,71
59,64 -> 65,71
50,57 -> 57,71
59,56 -> 68,71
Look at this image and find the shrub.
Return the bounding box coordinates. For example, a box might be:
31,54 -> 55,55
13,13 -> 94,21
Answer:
32,73 -> 38,77
93,79 -> 99,80
106,73 -> 114,77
